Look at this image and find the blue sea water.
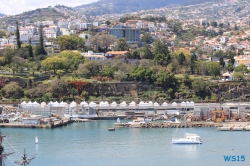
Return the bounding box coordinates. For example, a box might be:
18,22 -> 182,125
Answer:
1,120 -> 250,166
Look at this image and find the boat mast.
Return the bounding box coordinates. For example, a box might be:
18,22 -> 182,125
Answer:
0,132 -> 4,166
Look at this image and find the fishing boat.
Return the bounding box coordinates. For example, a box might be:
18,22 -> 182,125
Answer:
172,133 -> 202,144
35,136 -> 38,144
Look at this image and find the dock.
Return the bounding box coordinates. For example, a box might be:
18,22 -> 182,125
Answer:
114,121 -> 217,128
0,118 -> 72,128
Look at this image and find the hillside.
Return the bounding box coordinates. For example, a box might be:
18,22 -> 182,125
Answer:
0,13 -> 5,17
75,0 -> 215,16
0,6 -> 71,28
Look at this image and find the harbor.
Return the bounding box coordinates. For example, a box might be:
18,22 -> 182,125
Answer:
1,101 -> 250,129
1,120 -> 250,166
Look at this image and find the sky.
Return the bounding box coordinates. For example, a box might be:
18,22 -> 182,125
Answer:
0,0 -> 97,15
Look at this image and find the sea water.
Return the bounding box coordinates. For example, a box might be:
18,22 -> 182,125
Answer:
1,120 -> 250,166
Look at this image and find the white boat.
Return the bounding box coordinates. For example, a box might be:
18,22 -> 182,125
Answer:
117,118 -> 120,123
35,136 -> 38,144
172,133 -> 202,144
128,118 -> 146,125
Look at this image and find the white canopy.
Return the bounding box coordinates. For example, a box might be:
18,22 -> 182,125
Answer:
40,102 -> 47,107
89,102 -> 97,107
153,102 -> 160,106
148,101 -> 153,106
53,101 -> 60,107
32,101 -> 40,107
129,101 -> 136,107
119,101 -> 127,107
172,102 -> 177,106
162,102 -> 168,107
70,101 -> 77,107
99,101 -> 109,107
110,102 -> 117,107
80,101 -> 89,107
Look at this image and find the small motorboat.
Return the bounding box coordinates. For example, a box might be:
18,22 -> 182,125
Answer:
108,128 -> 115,131
172,133 -> 202,144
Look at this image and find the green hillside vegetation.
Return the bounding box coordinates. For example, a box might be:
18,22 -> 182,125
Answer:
75,0 -> 215,16
0,25 -> 249,103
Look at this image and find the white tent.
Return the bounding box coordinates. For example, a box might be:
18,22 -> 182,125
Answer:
181,101 -> 186,107
80,101 -> 89,107
139,101 -> 149,107
40,102 -> 47,107
162,102 -> 168,107
59,101 -> 68,107
99,101 -> 109,107
53,101 -> 60,107
21,101 -> 27,107
129,101 -> 136,107
119,101 -> 127,107
148,101 -> 153,106
48,101 -> 54,107
89,102 -> 97,107
110,102 -> 117,107
172,102 -> 177,107
26,101 -> 33,107
153,102 -> 159,107
32,101 -> 40,107
70,101 -> 77,107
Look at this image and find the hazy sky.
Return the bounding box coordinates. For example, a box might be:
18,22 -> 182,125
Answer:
0,0 -> 97,15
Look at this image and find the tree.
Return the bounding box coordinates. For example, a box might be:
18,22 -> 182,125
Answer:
233,72 -> 245,81
2,82 -> 23,98
154,53 -> 170,66
105,20 -> 111,25
141,33 -> 152,44
36,26 -> 47,55
58,35 -> 85,51
114,38 -> 129,51
41,56 -> 67,75
11,56 -> 27,76
234,64 -> 249,74
153,39 -> 169,56
206,62 -> 221,78
138,44 -> 153,59
192,79 -> 208,98
57,51 -> 85,72
178,52 -> 186,65
28,38 -> 34,61
0,30 -> 6,38
49,78 -> 68,98
100,34 -> 117,52
15,21 -> 21,49
77,64 -> 90,78
154,69 -> 177,88
226,63 -> 235,72
190,53 -> 197,74
219,56 -> 225,68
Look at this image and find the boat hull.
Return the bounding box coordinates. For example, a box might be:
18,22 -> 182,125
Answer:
172,141 -> 202,144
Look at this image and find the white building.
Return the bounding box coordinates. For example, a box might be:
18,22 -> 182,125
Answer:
82,51 -> 106,61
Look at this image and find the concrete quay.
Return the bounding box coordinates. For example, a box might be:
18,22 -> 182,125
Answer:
0,118 -> 72,129
113,121 -> 250,131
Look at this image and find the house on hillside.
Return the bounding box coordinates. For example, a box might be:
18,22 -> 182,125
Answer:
82,51 -> 106,61
222,72 -> 233,81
